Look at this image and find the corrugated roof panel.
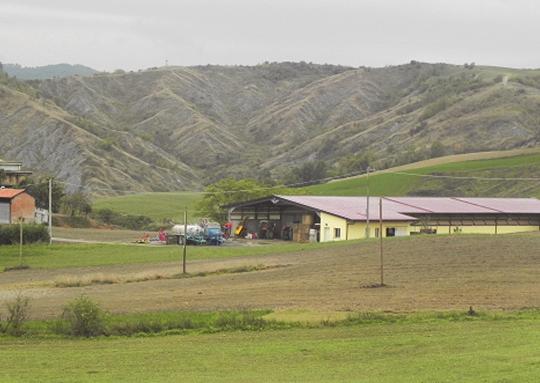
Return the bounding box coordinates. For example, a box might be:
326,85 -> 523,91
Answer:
276,196 -> 418,221
455,197 -> 540,214
0,188 -> 25,199
386,197 -> 498,214
240,195 -> 540,222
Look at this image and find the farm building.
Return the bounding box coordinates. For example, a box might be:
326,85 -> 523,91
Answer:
226,195 -> 540,242
0,188 -> 36,224
0,160 -> 32,187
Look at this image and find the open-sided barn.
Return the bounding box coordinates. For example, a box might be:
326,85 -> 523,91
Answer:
226,195 -> 540,242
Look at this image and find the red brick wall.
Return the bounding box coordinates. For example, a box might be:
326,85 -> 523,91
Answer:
10,193 -> 36,223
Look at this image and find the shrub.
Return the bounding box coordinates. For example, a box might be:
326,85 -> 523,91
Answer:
0,224 -> 49,245
214,311 -> 267,330
3,295 -> 30,336
110,317 -> 195,336
92,208 -> 153,230
60,295 -> 107,337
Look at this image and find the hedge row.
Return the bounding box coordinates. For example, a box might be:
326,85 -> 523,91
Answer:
0,224 -> 50,245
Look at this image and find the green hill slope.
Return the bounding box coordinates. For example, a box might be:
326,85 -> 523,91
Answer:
93,192 -> 202,223
304,151 -> 540,198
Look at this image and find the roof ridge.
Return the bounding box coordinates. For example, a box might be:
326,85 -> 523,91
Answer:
451,197 -> 504,213
382,196 -> 434,213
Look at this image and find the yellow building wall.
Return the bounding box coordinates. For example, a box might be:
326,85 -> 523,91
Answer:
319,212 -> 348,242
409,225 -> 539,235
347,221 -> 411,239
319,213 -> 539,243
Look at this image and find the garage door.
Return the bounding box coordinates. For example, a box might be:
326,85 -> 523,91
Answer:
0,202 -> 10,224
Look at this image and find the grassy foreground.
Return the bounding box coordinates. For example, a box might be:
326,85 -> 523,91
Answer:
1,313 -> 539,382
0,241 -> 351,270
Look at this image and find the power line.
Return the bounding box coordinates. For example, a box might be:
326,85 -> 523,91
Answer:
19,167 -> 540,195
50,168 -> 373,194
391,171 -> 540,181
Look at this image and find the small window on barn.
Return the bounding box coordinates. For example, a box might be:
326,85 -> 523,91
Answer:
334,228 -> 341,239
375,228 -> 380,238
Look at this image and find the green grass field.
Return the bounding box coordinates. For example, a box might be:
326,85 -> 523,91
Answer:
305,152 -> 540,197
93,192 -> 202,223
2,312 -> 539,382
0,241 -> 351,270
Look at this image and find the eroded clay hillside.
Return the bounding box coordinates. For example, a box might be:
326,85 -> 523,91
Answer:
2,62 -> 540,193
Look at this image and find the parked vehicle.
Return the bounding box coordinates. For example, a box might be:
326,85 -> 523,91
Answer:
170,220 -> 224,246
204,224 -> 224,246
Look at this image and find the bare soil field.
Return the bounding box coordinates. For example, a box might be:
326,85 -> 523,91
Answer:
1,233 -> 539,319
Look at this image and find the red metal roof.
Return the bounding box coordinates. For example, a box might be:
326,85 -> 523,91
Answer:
0,188 -> 26,199
385,197 -> 498,214
274,195 -> 540,221
454,197 -> 540,214
276,196 -> 419,221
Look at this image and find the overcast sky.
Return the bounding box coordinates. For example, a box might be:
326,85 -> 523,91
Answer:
1,0 -> 539,71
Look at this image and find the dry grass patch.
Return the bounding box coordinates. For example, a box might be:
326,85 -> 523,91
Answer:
54,264 -> 286,288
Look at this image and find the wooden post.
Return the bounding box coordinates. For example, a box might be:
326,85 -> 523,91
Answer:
48,178 -> 53,245
365,167 -> 370,239
182,209 -> 187,274
379,198 -> 384,287
19,218 -> 24,266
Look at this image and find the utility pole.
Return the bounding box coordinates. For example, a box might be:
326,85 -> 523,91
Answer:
182,208 -> 187,274
379,197 -> 384,286
48,178 -> 53,245
19,218 -> 24,266
365,167 -> 370,239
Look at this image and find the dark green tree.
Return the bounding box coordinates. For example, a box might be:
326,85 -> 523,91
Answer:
62,192 -> 92,217
26,178 -> 65,212
196,178 -> 287,223
430,141 -> 447,158
283,161 -> 328,185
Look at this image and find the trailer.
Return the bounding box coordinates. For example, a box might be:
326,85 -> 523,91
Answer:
170,220 -> 224,246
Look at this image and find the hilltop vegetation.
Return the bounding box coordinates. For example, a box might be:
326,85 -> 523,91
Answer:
2,61 -> 540,193
2,63 -> 97,80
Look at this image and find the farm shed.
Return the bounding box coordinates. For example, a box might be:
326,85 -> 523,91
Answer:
0,188 -> 36,224
225,195 -> 540,243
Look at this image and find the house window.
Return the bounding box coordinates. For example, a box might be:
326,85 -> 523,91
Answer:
334,228 -> 341,239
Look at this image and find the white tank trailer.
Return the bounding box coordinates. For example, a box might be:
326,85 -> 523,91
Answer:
170,221 -> 224,246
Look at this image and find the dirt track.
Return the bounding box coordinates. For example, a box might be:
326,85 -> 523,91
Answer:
1,234 -> 539,319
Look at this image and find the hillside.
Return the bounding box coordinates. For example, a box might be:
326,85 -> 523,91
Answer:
2,61 -> 540,193
2,63 -> 97,80
0,72 -> 200,193
305,149 -> 540,198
